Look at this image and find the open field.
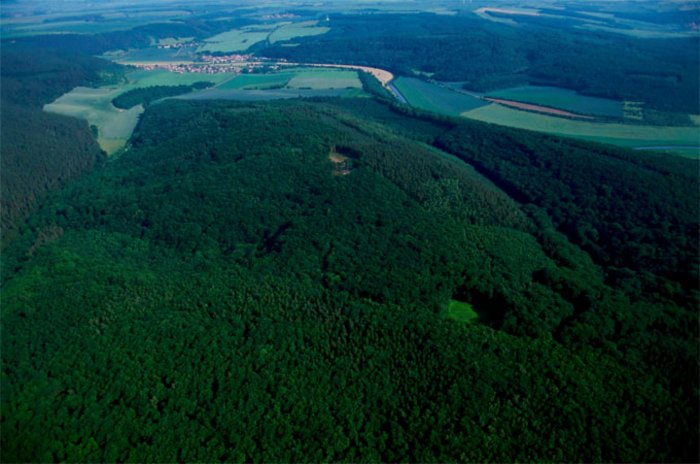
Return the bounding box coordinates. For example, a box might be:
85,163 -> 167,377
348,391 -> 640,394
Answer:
393,77 -> 487,116
485,98 -> 594,119
218,68 -> 361,90
217,72 -> 295,90
444,300 -> 479,324
485,85 -> 624,118
268,20 -> 330,44
286,69 -> 361,89
44,87 -> 143,155
462,103 -> 700,155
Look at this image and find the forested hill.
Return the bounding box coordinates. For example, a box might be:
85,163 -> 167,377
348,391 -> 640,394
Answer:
0,47 -> 121,245
2,98 -> 697,462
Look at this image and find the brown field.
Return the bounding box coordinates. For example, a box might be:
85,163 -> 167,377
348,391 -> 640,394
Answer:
484,97 -> 596,119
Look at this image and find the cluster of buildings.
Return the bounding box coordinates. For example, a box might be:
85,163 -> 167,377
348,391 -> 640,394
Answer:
201,54 -> 253,63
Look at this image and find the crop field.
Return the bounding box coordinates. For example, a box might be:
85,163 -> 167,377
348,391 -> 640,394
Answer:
462,103 -> 700,154
445,300 -> 479,323
286,70 -> 361,89
217,73 -> 295,90
218,68 -> 361,91
485,85 -> 624,118
268,20 -> 330,44
197,27 -> 271,53
125,69 -> 231,87
393,78 -> 487,116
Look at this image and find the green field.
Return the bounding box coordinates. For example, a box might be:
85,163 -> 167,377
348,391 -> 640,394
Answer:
485,85 -> 624,118
217,72 -> 295,90
287,69 -> 361,89
43,70 -> 232,154
197,28 -> 271,53
268,20 -> 330,44
444,300 -> 479,323
462,103 -> 700,154
44,87 -> 143,155
393,77 -> 487,116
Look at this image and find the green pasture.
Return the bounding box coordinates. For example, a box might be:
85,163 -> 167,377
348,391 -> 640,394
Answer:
268,20 -> 330,44
462,104 -> 700,154
286,70 -> 361,89
444,300 -> 479,324
485,85 -> 624,118
393,77 -> 487,116
43,87 -> 143,155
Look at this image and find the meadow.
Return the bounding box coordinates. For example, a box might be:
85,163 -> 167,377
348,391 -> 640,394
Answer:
286,69 -> 361,89
43,87 -> 143,155
393,77 -> 487,116
485,85 -> 624,118
462,103 -> 700,155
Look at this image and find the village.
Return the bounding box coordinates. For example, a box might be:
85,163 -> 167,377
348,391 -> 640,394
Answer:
129,54 -> 283,75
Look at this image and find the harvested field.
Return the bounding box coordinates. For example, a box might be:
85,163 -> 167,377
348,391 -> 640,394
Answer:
484,97 -> 595,119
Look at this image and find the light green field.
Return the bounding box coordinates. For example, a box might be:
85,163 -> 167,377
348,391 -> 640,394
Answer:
197,29 -> 270,53
125,69 -> 231,87
445,300 -> 479,323
268,20 -> 330,44
43,70 -> 232,155
44,87 -> 143,155
286,70 -> 361,89
462,104 -> 700,154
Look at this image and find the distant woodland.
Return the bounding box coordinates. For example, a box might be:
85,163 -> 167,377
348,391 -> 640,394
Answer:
261,13 -> 700,113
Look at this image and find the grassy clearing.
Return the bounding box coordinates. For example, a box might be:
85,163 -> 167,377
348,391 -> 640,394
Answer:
268,20 -> 330,44
287,70 -> 361,89
462,103 -> 700,154
394,77 -> 487,116
197,29 -> 270,53
485,85 -> 624,118
44,87 -> 143,155
445,300 -> 479,323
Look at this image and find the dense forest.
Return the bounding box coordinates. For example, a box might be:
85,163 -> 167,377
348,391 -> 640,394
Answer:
2,97 -> 697,462
260,13 -> 700,113
111,82 -> 213,109
0,47 -> 120,245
